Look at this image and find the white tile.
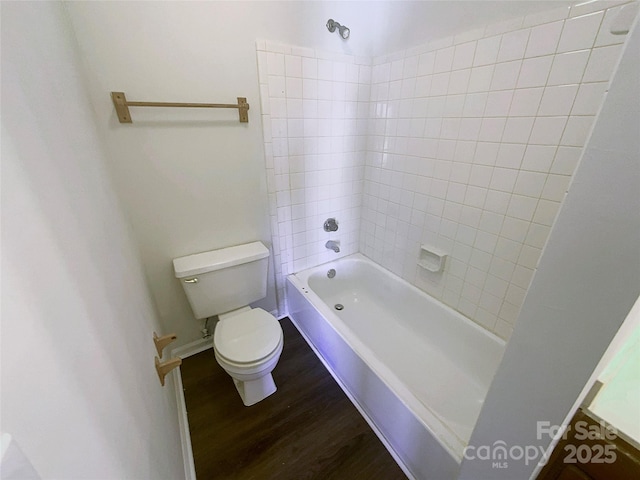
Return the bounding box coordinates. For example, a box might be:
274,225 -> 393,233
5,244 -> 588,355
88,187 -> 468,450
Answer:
538,84 -> 579,116
484,274 -> 509,298
525,223 -> 551,249
285,55 -> 302,77
511,264 -> 535,289
268,75 -> 286,98
533,199 -> 561,225
561,116 -> 595,146
474,143 -> 500,166
547,50 -> 590,85
521,145 -> 557,173
476,230 -> 499,254
478,117 -> 507,142
489,257 -> 515,282
469,164 -> 495,188
509,88 -> 544,117
506,282 -> 528,306
468,65 -> 495,92
551,146 -> 582,175
479,210 -> 505,234
517,56 -> 554,88
286,77 -> 303,98
484,190 -> 511,215
571,82 -> 607,115
267,52 -> 285,75
434,46 -> 455,73
507,194 -> 538,221
257,51 -> 268,80
529,116 -> 567,145
417,52 -> 436,76
496,143 -> 526,169
453,42 -> 477,70
359,65 -> 372,84
474,36 -> 501,66
542,174 -> 571,201
431,72 -> 450,96
345,63 -> 359,83
490,167 -> 519,192
465,185 -> 488,207
485,90 -> 514,117
595,5 -> 629,47
302,78 -> 318,99
513,170 -> 547,197
557,11 -> 605,53
501,216 -> 530,241
494,236 -> 523,263
463,92 -> 488,117
390,59 -> 404,80
448,69 -> 471,95
459,118 -> 482,140
498,302 -> 520,326
525,21 -> 564,57
501,117 -> 535,144
317,59 -> 333,80
583,44 -> 624,82
497,29 -> 530,62
490,60 -> 521,90
333,62 -> 347,82
403,55 -> 419,78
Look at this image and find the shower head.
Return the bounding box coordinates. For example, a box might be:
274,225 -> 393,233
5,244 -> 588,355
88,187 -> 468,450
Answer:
326,19 -> 350,39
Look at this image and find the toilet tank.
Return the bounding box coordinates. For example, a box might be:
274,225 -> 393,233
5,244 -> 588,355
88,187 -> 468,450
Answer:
173,242 -> 269,319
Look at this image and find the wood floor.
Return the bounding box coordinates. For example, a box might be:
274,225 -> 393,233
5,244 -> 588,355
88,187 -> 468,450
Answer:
180,317 -> 407,479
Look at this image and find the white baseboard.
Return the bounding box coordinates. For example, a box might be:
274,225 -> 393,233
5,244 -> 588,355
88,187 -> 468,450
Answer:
172,337 -> 212,359
170,338 -> 213,480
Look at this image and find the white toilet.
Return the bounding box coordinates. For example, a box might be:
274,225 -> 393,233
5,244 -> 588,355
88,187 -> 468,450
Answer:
173,242 -> 283,406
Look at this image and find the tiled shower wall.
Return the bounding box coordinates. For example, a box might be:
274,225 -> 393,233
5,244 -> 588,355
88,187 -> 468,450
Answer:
256,42 -> 372,313
258,1 -> 631,335
360,2 -> 629,339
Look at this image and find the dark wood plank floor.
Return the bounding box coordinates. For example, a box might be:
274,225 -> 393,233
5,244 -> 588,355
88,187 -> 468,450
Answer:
181,317 -> 407,480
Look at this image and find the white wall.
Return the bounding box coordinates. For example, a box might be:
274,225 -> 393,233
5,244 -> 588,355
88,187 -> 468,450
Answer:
459,14 -> 640,479
64,0 -> 579,343
63,0 -> 387,343
1,2 -> 184,478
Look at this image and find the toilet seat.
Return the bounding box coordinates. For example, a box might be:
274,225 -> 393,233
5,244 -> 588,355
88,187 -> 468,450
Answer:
214,308 -> 282,365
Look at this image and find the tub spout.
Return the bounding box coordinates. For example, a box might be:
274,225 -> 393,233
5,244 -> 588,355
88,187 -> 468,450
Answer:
325,240 -> 340,253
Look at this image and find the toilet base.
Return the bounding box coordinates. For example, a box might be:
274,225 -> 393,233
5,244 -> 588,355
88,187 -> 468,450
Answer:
233,373 -> 277,406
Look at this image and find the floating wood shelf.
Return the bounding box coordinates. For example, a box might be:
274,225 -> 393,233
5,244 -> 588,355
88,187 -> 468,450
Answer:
111,92 -> 249,123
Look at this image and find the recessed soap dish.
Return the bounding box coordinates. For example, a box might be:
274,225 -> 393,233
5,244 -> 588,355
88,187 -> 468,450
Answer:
418,245 -> 447,273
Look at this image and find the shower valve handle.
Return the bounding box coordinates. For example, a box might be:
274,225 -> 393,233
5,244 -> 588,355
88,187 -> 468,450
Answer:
324,218 -> 339,232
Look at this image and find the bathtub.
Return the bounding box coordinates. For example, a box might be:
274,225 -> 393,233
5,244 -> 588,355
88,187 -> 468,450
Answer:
286,254 -> 505,479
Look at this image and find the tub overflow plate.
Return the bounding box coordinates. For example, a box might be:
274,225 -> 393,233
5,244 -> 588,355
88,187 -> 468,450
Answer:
334,304 -> 344,311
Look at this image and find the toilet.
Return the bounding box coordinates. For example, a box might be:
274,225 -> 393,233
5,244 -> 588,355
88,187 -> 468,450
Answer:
173,241 -> 283,406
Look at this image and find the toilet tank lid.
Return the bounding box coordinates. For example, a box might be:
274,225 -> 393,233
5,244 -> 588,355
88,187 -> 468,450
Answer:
173,241 -> 269,278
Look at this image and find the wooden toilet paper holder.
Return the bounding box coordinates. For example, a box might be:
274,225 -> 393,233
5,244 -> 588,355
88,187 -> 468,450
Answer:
153,331 -> 177,358
155,356 -> 182,386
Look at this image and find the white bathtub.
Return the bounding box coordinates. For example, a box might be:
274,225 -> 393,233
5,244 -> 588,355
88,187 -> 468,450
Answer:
286,254 -> 505,479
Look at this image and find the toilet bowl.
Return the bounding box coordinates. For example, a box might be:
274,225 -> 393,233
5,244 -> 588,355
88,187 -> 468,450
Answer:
173,241 -> 284,406
213,307 -> 283,406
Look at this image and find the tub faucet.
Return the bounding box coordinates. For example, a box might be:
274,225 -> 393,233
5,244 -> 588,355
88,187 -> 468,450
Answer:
325,240 -> 340,253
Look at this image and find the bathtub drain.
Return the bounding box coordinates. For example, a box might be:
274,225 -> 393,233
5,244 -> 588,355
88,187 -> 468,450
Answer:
334,304 -> 344,311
